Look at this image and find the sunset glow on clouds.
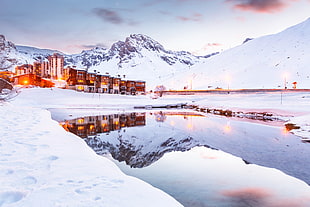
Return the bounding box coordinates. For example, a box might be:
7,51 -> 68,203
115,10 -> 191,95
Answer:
0,0 -> 309,55
226,0 -> 295,13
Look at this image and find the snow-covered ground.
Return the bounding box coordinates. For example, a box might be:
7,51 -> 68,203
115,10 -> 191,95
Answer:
1,87 -> 310,206
0,90 -> 183,207
9,87 -> 310,140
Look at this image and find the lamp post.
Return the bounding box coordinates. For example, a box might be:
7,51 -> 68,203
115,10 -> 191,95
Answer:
225,74 -> 231,90
283,73 -> 288,89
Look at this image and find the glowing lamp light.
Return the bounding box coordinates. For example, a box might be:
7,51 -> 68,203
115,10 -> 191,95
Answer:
224,122 -> 232,133
77,86 -> 84,90
187,123 -> 193,130
283,72 -> 289,89
282,127 -> 289,135
23,80 -> 29,85
225,74 -> 231,90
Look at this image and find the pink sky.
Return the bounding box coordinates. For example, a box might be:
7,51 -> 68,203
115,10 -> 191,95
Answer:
0,0 -> 309,55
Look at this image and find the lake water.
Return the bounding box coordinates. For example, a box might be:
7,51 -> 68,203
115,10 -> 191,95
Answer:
51,109 -> 310,207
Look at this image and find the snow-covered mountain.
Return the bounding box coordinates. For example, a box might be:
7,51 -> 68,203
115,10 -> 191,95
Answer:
168,18 -> 310,90
1,34 -> 211,89
0,35 -> 22,70
1,17 -> 310,89
65,34 -> 209,89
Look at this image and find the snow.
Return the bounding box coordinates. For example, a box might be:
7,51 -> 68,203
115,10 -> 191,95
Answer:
0,92 -> 183,207
161,17 -> 310,90
1,17 -> 310,206
1,87 -> 310,206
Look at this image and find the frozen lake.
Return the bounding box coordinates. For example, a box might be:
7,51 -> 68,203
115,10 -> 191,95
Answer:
51,109 -> 310,207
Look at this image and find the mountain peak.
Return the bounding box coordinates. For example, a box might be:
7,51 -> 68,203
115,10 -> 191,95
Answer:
109,34 -> 165,57
125,34 -> 165,52
0,34 -> 16,51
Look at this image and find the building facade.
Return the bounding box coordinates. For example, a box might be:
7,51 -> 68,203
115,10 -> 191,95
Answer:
48,53 -> 64,80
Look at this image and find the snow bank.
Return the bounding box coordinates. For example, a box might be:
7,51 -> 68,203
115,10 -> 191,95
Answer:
0,102 -> 182,207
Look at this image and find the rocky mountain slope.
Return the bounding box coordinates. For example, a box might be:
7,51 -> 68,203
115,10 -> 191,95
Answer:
0,35 -> 22,70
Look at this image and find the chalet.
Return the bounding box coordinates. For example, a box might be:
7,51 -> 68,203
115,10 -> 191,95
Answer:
0,71 -> 14,82
97,74 -> 110,93
66,68 -> 77,86
12,74 -> 54,88
110,77 -> 120,94
76,70 -> 87,91
126,80 -> 136,95
84,72 -> 97,92
120,80 -> 127,94
65,68 -> 145,95
15,64 -> 34,75
33,62 -> 43,77
135,81 -> 146,95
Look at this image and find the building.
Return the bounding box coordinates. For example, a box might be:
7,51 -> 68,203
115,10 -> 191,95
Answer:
97,74 -> 110,93
135,81 -> 146,95
75,70 -> 87,91
85,72 -> 97,92
126,80 -> 136,95
0,71 -> 14,82
120,80 -> 127,94
48,53 -> 64,80
41,61 -> 50,78
65,68 -> 145,95
110,77 -> 121,94
12,74 -> 54,88
15,64 -> 33,76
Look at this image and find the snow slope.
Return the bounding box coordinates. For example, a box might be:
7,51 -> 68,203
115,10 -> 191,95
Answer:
0,102 -> 182,207
167,17 -> 310,90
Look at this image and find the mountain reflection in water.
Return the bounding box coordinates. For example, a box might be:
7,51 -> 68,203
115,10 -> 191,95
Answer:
60,111 -> 210,168
58,110 -> 310,207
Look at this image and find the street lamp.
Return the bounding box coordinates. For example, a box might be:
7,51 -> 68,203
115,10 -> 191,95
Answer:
225,74 -> 231,90
283,73 -> 288,89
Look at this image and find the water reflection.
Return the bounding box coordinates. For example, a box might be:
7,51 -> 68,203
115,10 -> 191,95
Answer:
61,112 -> 146,138
59,110 -> 310,183
57,110 -> 310,207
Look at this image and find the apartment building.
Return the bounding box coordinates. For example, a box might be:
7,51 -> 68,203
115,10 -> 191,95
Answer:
48,53 -> 64,80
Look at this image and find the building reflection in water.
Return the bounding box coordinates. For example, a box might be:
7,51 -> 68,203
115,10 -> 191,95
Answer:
60,112 -> 146,138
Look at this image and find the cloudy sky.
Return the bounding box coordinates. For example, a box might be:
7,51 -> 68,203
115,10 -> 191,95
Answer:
1,0 -> 310,55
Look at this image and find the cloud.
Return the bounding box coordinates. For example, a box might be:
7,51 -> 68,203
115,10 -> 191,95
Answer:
221,187 -> 272,206
177,13 -> 203,22
226,0 -> 296,13
93,8 -> 124,24
81,43 -> 108,49
192,42 -> 222,55
221,187 -> 310,207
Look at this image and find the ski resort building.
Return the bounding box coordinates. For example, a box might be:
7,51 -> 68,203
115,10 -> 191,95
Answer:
48,53 -> 64,80
12,58 -> 146,95
65,68 -> 146,95
12,74 -> 54,88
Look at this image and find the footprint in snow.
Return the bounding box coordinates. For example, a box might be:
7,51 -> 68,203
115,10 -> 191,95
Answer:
0,191 -> 25,206
22,176 -> 37,185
